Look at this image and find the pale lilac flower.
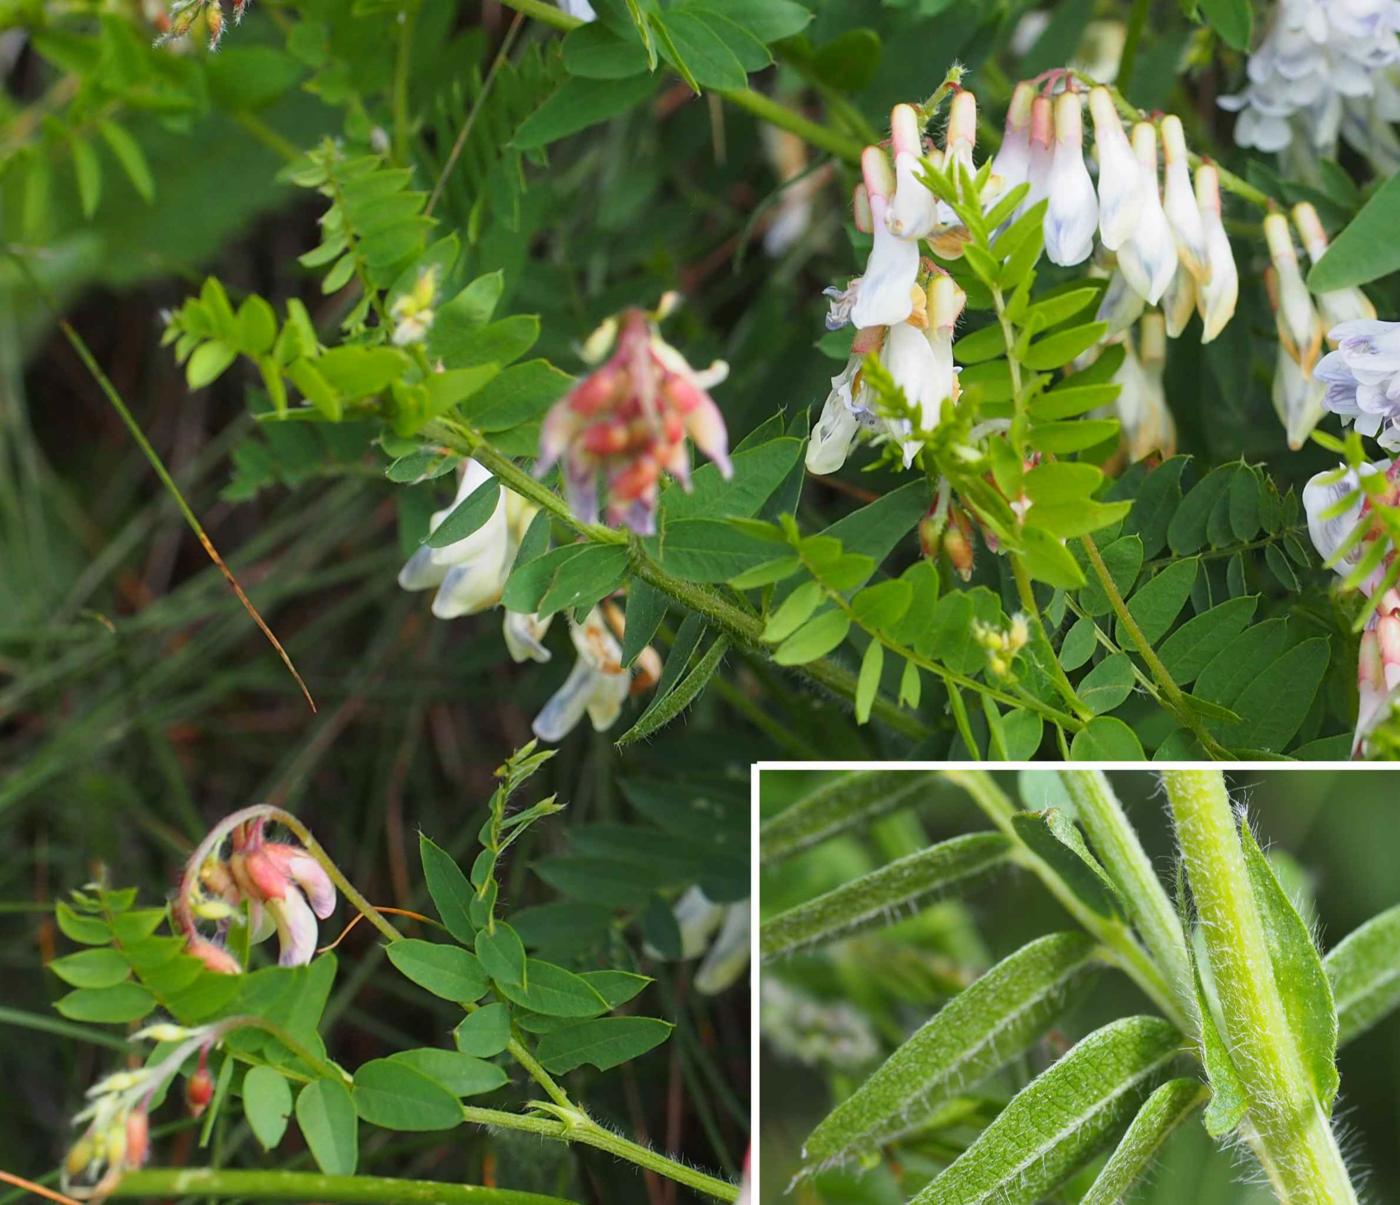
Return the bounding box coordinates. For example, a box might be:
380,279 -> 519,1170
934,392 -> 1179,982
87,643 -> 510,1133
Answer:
1088,87 -> 1141,251
1315,319 -> 1400,447
1160,116 -> 1210,281
1095,265 -> 1146,338
1116,123 -> 1176,304
1354,595 -> 1400,756
1044,91 -> 1099,267
1303,458 -> 1389,574
1193,165 -> 1239,343
398,459 -> 515,619
850,147 -> 919,329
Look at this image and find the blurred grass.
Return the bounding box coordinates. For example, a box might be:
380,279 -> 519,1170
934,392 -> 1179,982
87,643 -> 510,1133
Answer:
758,769 -> 1400,1204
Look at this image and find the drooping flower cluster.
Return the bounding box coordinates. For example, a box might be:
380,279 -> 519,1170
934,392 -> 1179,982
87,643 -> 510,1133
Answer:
1264,204 -> 1378,448
1221,0 -> 1400,171
1314,316 -> 1400,451
539,300 -> 732,535
814,78 -> 1239,473
177,809 -> 337,971
62,1021 -> 226,1200
1304,457 -> 1400,755
159,0 -> 248,48
532,602 -> 661,743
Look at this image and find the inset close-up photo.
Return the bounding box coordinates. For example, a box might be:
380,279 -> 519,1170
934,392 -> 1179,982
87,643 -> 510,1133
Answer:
758,768 -> 1400,1204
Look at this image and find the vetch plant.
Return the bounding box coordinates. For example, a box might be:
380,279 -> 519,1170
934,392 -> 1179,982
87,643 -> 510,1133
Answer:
759,768 -> 1400,1203
45,744 -> 739,1203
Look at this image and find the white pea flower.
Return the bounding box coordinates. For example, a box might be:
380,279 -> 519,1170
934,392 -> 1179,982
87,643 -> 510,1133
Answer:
1160,116 -> 1210,281
556,0 -> 596,19
1117,123 -> 1176,305
1089,87 -> 1142,251
887,103 -> 937,241
1113,315 -> 1176,462
398,459 -> 514,619
1272,340 -> 1327,450
1096,266 -> 1146,338
1265,210 -> 1325,373
503,609 -> 553,664
532,605 -> 660,742
652,885 -> 751,995
882,274 -> 964,466
807,355 -> 871,475
991,81 -> 1036,203
1044,91 -> 1099,267
850,147 -> 919,329
1293,201 -> 1377,331
927,89 -> 981,258
1023,94 -> 1055,218
1193,165 -> 1239,343
1161,261 -> 1198,338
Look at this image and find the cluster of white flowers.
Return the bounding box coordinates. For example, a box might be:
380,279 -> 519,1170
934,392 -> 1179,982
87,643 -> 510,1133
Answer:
759,978 -> 880,1071
398,461 -> 661,743
812,79 -> 1241,474
1304,457 -> 1400,755
1221,0 -> 1400,171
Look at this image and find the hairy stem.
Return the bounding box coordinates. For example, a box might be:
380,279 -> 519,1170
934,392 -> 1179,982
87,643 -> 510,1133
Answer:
942,770 -> 1187,1030
1058,770 -> 1196,1026
1162,770 -> 1357,1205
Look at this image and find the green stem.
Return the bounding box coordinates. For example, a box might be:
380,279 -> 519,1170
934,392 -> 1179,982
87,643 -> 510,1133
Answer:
1057,770 -> 1196,1027
392,0 -> 422,164
505,1038 -> 572,1109
943,769 -> 1186,1030
1118,0 -> 1150,88
1162,771 -> 1358,1205
449,426 -> 932,740
1078,533 -> 1233,759
108,1167 -> 585,1203
494,0 -> 862,164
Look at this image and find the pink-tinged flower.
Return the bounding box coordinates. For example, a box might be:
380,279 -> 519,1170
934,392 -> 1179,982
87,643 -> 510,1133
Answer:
1089,87 -> 1142,251
886,103 -> 937,241
1354,597 -> 1400,757
927,89 -> 980,258
186,936 -> 242,975
1193,165 -> 1238,343
1023,95 -> 1054,217
991,82 -> 1035,204
533,603 -> 661,742
226,818 -> 337,967
1293,201 -> 1377,331
1044,91 -> 1098,267
1264,211 -> 1325,374
538,306 -> 731,535
1160,116 -> 1210,281
1117,123 -> 1176,305
851,147 -> 920,328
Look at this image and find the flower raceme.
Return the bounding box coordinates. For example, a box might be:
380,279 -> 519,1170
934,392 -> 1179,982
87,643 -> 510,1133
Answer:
816,78 -> 1241,473
538,301 -> 732,536
1304,457 -> 1400,755
62,1022 -> 228,1200
177,810 -> 338,972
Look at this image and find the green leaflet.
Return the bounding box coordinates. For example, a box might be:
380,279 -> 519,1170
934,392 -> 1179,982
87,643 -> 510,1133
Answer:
802,932 -> 1101,1166
1327,903 -> 1400,1045
760,832 -> 1010,960
759,770 -> 941,862
1011,809 -> 1124,919
1239,821 -> 1340,1109
910,1017 -> 1184,1205
1195,972 -> 1248,1136
1080,1078 -> 1207,1205
243,1065 -> 293,1151
295,1079 -> 358,1175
